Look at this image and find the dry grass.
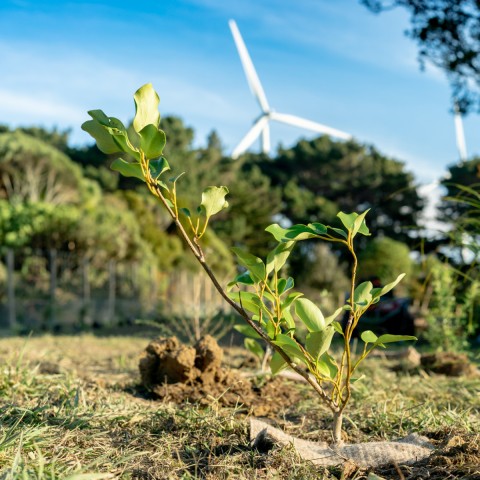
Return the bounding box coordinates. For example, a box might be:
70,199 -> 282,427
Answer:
0,334 -> 478,479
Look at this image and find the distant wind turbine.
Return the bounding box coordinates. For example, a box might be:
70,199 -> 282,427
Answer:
228,19 -> 352,159
454,102 -> 468,161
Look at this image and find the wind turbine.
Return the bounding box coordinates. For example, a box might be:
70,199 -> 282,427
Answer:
229,19 -> 352,159
454,102 -> 468,161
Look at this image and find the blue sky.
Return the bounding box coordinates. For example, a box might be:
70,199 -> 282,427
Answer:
0,0 -> 478,187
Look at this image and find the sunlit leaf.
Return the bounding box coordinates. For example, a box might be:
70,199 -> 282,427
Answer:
133,83 -> 160,132
231,248 -> 265,282
110,158 -> 144,181
295,298 -> 325,332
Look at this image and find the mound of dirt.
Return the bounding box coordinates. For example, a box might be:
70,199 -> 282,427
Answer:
139,335 -> 303,412
420,352 -> 480,377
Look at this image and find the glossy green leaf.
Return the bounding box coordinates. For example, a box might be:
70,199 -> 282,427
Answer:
110,159 -> 144,181
332,321 -> 344,336
227,291 -> 265,315
306,327 -> 334,360
372,273 -> 406,298
227,271 -> 255,289
352,209 -> 371,237
87,109 -> 111,126
265,224 -> 289,242
266,241 -> 294,275
308,222 -> 328,235
295,298 -> 325,332
319,353 -> 338,379
180,208 -> 191,218
360,330 -> 378,344
337,211 -> 357,230
376,334 -> 417,345
273,334 -> 306,364
200,186 -> 229,220
354,281 -> 373,305
244,338 -> 264,359
270,351 -> 288,375
149,157 -> 170,179
325,307 -> 344,325
277,277 -> 294,295
328,226 -> 348,239
282,309 -> 295,330
133,83 -> 160,132
139,124 -> 166,159
283,224 -> 318,240
231,248 -> 266,282
234,323 -> 262,339
282,291 -> 303,310
81,120 -> 121,154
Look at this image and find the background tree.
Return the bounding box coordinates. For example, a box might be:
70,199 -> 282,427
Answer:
362,0 -> 480,113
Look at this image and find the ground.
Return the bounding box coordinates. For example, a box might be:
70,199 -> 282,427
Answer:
0,333 -> 478,479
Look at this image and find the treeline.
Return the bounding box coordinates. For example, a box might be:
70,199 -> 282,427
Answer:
0,119 -> 479,336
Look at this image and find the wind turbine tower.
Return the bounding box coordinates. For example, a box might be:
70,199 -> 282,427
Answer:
454,102 -> 468,161
229,20 -> 352,159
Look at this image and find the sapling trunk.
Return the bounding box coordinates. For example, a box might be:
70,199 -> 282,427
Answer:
332,411 -> 343,446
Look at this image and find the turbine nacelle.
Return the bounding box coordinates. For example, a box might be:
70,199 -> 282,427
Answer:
229,19 -> 352,159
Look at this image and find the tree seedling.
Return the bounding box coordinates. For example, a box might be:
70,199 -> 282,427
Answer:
82,83 -> 416,444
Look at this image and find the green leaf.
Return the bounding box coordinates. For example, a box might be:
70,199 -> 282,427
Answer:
200,186 -> 229,220
337,212 -> 357,230
102,117 -> 140,160
283,224 -> 318,240
360,330 -> 378,344
332,321 -> 344,336
149,157 -> 170,179
133,83 -> 160,132
373,273 -> 406,298
282,292 -> 303,310
295,298 -> 325,332
110,159 -> 144,181
354,281 -> 373,306
231,248 -> 266,282
234,324 -> 262,339
319,353 -> 338,379
282,309 -> 296,330
169,172 -> 185,183
325,307 -> 344,325
270,351 -> 288,375
265,224 -> 289,242
306,327 -> 334,360
273,334 -> 306,364
375,334 -> 417,345
81,119 -> 121,154
328,226 -> 348,239
180,208 -> 191,218
244,338 -> 264,359
139,124 -> 166,159
308,222 -> 328,235
277,277 -> 294,295
266,241 -> 295,275
87,109 -> 111,126
227,291 -> 265,315
227,271 -> 255,289
352,209 -> 371,237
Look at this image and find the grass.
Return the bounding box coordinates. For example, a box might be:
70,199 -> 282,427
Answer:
0,334 -> 478,479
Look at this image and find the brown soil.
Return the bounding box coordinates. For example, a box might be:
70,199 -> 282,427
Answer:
420,351 -> 480,377
139,335 -> 303,415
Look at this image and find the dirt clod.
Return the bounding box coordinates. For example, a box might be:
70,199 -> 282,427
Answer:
139,336 -> 303,412
420,352 -> 480,377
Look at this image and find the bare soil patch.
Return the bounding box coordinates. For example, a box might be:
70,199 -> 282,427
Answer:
139,335 -> 304,415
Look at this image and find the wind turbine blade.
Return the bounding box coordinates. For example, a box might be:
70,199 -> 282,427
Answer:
261,123 -> 271,154
231,116 -> 269,159
270,112 -> 352,140
454,103 -> 468,161
229,19 -> 270,113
